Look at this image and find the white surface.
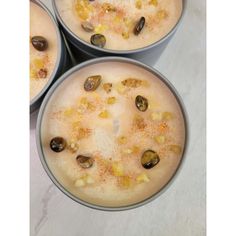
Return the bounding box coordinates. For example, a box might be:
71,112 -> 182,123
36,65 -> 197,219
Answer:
30,0 -> 206,235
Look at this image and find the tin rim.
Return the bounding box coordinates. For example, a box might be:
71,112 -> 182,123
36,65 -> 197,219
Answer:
30,0 -> 63,109
36,57 -> 189,211
52,0 -> 186,55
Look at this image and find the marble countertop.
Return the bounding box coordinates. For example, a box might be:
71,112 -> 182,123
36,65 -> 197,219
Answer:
30,0 -> 206,235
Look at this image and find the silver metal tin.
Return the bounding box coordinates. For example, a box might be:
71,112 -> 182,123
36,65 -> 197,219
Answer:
30,0 -> 68,113
36,57 -> 189,211
52,0 -> 186,63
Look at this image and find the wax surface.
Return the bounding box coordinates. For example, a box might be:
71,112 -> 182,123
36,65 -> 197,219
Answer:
40,61 -> 186,207
55,0 -> 182,50
30,2 -> 58,100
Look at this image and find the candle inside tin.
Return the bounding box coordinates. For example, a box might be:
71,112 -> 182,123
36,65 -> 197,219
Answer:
40,61 -> 186,207
30,1 -> 58,101
55,0 -> 182,50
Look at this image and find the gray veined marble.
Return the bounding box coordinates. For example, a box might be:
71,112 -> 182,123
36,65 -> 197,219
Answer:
30,0 -> 206,235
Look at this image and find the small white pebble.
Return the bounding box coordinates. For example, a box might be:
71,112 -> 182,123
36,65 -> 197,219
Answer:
75,179 -> 85,187
151,112 -> 162,121
123,149 -> 133,154
86,176 -> 95,184
136,173 -> 150,183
